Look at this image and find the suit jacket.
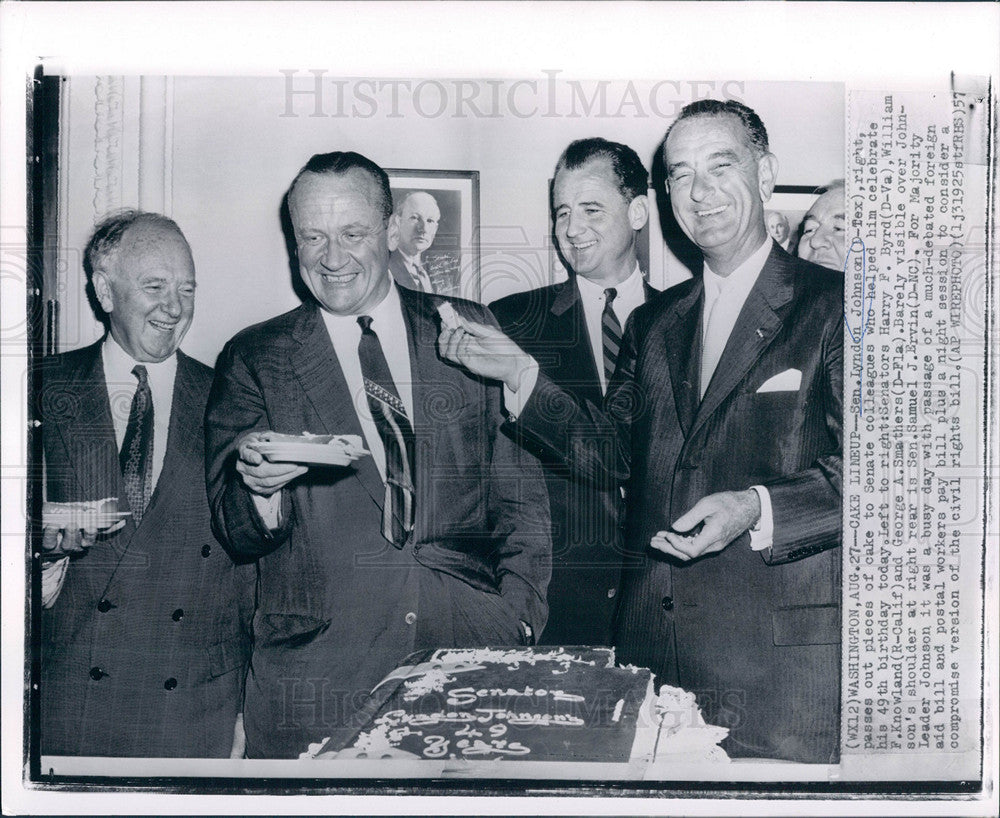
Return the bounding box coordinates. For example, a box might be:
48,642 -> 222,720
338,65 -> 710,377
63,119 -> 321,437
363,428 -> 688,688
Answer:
490,277 -> 655,646
39,342 -> 253,757
205,287 -> 551,758
516,245 -> 843,763
389,250 -> 462,297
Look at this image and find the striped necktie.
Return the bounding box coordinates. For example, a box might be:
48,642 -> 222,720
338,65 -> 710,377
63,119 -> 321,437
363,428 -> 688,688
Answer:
411,261 -> 433,293
357,315 -> 416,548
601,287 -> 622,389
119,364 -> 154,524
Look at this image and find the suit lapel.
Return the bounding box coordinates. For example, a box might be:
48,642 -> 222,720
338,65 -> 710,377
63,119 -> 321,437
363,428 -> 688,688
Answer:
55,341 -> 126,504
289,305 -> 387,512
663,281 -> 703,435
551,280 -> 603,404
399,288 -> 453,542
133,352 -> 196,537
689,246 -> 796,440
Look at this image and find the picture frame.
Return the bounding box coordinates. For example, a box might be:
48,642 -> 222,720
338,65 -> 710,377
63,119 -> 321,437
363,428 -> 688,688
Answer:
385,169 -> 481,301
767,184 -> 822,256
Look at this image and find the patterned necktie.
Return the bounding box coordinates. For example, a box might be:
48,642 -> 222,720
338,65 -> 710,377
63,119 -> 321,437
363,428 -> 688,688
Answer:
601,287 -> 622,389
357,315 -> 416,547
119,364 -> 154,524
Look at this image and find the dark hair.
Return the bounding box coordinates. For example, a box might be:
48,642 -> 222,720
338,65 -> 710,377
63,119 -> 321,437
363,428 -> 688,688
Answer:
84,210 -> 188,280
288,151 -> 393,222
664,99 -> 769,157
554,138 -> 649,203
812,178 -> 845,196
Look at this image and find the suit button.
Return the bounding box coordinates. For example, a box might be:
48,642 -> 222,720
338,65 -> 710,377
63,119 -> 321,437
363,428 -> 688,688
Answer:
97,599 -> 115,613
171,608 -> 184,622
661,596 -> 674,612
89,667 -> 106,681
164,678 -> 178,690
201,544 -> 211,558
607,587 -> 617,599
404,612 -> 417,625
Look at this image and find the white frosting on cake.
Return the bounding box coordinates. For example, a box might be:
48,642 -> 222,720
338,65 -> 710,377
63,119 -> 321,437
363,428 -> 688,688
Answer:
401,668 -> 456,701
300,647 -> 730,765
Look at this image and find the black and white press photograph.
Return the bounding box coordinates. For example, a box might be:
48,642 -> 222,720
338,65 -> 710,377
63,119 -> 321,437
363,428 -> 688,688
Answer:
1,2 -> 996,816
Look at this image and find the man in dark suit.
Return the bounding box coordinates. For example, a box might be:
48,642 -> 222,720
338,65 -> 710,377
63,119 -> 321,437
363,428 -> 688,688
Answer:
388,190 -> 460,296
205,152 -> 550,759
39,211 -> 252,757
489,138 -> 655,646
440,100 -> 843,763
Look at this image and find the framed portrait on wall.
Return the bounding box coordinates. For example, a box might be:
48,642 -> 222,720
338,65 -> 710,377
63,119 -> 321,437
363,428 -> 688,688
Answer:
385,169 -> 481,301
767,184 -> 822,256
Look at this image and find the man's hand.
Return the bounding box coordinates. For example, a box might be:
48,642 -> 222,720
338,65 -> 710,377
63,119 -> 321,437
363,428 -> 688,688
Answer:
650,489 -> 761,561
237,431 -> 308,497
41,525 -> 98,556
438,317 -> 536,393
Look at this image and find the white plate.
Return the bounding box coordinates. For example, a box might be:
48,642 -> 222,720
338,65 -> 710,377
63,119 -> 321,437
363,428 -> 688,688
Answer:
254,438 -> 370,466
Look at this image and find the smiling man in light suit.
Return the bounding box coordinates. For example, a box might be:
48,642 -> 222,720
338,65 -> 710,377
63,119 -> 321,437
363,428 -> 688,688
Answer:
440,100 -> 844,763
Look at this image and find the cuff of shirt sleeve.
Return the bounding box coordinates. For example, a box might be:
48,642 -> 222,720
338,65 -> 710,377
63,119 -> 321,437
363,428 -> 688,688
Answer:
748,485 -> 774,552
502,360 -> 540,420
251,490 -> 284,530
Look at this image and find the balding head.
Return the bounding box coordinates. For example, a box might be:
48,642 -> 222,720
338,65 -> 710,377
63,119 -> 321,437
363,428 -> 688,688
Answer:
87,211 -> 196,362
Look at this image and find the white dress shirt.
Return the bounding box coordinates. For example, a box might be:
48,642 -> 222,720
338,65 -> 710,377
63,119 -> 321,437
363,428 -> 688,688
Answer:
700,238 -> 776,551
700,238 -> 774,397
253,282 -> 414,528
318,281 -> 414,482
102,334 -> 178,491
575,264 -> 647,394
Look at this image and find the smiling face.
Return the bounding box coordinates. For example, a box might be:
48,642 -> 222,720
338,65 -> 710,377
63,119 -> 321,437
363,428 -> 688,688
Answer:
552,157 -> 648,287
664,113 -> 778,275
798,187 -> 847,271
289,169 -> 392,316
395,192 -> 440,257
93,223 -> 196,362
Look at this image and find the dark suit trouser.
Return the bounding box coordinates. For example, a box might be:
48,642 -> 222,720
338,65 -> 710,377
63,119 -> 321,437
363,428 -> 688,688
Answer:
244,560 -> 524,759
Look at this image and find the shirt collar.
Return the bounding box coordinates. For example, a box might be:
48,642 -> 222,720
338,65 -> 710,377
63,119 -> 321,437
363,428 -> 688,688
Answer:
318,278 -> 403,335
102,333 -> 178,384
575,262 -> 644,301
703,238 -> 773,300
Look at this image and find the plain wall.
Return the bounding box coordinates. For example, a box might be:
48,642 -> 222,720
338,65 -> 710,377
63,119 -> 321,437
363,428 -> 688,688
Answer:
58,76 -> 844,366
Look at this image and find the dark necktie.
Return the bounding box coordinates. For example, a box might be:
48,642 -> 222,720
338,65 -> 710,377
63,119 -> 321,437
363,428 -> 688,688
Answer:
119,364 -> 154,524
357,315 -> 416,547
602,287 -> 622,388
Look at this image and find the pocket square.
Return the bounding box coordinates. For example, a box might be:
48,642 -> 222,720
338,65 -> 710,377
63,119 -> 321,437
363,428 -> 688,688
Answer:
757,368 -> 801,393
